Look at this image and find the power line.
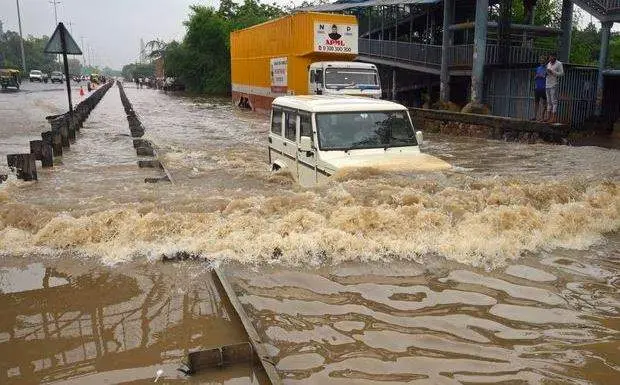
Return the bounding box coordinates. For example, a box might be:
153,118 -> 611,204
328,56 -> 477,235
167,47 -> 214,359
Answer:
49,0 -> 60,25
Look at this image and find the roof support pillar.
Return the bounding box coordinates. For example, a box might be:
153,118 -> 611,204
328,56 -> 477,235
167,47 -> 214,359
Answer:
470,0 -> 489,105
440,0 -> 454,102
595,21 -> 613,117
392,67 -> 397,101
559,0 -> 573,63
498,0 -> 513,64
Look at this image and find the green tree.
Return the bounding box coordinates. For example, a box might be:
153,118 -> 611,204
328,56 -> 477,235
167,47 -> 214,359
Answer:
610,33 -> 620,68
121,63 -> 155,80
0,30 -> 59,73
570,22 -> 600,65
130,0 -> 285,95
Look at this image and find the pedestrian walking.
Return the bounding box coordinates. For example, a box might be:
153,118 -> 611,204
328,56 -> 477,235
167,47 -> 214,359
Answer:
533,55 -> 547,121
79,86 -> 84,97
545,53 -> 564,123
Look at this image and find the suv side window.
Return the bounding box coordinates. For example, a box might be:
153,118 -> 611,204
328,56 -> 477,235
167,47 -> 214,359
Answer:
299,113 -> 312,141
284,111 -> 296,141
271,108 -> 282,135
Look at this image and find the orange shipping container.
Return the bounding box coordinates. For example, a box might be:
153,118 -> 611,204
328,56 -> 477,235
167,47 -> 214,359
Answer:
231,12 -> 358,112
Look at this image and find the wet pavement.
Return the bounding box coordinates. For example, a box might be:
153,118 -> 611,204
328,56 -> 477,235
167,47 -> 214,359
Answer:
0,81 -> 618,384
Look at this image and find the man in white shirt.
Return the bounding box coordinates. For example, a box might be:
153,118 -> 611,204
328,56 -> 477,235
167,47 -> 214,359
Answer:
545,53 -> 564,123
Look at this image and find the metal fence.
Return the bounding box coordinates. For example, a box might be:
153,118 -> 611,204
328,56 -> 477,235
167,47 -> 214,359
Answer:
359,38 -> 443,67
448,44 -> 549,66
601,0 -> 620,10
485,67 -> 598,128
360,39 -> 550,68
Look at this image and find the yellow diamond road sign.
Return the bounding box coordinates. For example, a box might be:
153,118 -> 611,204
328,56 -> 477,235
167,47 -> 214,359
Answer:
44,23 -> 82,55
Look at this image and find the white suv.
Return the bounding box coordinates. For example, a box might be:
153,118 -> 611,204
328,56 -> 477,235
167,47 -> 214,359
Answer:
29,70 -> 44,82
50,71 -> 64,83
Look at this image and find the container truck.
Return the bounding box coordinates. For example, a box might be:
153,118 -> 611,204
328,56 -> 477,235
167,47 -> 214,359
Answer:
230,12 -> 381,112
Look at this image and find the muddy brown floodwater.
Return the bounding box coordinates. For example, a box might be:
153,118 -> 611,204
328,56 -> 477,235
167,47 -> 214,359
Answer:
0,82 -> 618,384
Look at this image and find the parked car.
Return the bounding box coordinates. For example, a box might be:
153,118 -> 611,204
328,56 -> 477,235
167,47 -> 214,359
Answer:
50,71 -> 64,83
29,70 -> 44,82
268,96 -> 451,186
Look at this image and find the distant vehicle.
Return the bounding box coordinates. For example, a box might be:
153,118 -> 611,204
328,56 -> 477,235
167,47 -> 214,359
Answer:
29,70 -> 44,82
0,69 -> 21,90
50,71 -> 64,83
268,96 -> 450,186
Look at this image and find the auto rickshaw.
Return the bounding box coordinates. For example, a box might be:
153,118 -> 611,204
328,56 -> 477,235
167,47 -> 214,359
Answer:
0,69 -> 21,90
90,73 -> 100,85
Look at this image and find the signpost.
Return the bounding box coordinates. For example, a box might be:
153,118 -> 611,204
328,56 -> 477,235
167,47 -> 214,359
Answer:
43,23 -> 82,115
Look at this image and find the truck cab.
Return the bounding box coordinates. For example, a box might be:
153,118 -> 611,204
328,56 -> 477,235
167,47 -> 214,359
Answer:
268,96 -> 450,187
308,62 -> 381,99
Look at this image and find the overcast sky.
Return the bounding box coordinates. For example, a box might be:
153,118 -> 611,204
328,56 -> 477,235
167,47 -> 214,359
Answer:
0,0 -> 616,70
0,0 -> 302,69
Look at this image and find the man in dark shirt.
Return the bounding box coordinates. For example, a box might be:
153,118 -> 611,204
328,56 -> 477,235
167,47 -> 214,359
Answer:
329,25 -> 342,40
533,55 -> 547,121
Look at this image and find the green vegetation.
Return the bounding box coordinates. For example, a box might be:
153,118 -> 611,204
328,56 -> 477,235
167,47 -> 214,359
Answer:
121,63 -> 155,81
0,30 -> 60,73
0,29 -> 113,76
571,23 -> 620,67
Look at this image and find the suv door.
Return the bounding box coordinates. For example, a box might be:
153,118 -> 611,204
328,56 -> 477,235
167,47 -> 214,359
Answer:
297,112 -> 317,186
268,107 -> 286,171
282,109 -> 299,179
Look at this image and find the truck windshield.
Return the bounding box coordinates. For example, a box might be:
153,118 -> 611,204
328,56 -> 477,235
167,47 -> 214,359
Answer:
316,111 -> 417,151
324,68 -> 379,89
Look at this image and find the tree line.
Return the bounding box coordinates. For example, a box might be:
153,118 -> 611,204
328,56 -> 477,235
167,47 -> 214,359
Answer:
0,27 -> 59,74
129,0 -> 284,94
0,23 -> 119,77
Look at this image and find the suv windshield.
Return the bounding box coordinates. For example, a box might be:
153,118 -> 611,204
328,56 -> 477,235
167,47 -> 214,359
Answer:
30,70 -> 42,74
52,72 -> 62,76
324,68 -> 379,89
316,111 -> 417,151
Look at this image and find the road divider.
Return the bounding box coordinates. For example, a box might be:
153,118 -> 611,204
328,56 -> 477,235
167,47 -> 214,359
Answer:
5,81 -> 114,181
116,81 -> 171,183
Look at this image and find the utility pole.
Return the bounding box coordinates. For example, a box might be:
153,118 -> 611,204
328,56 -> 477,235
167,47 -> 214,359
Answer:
50,0 -> 60,25
16,0 -> 27,73
49,1 -> 61,66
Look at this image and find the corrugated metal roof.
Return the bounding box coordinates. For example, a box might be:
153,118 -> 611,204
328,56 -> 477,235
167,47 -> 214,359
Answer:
301,0 -> 441,12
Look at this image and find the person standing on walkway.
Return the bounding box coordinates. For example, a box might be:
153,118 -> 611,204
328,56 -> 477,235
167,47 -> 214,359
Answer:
545,53 -> 564,123
533,55 -> 547,121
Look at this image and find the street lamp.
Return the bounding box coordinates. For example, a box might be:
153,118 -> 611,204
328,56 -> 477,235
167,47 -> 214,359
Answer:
16,0 -> 27,73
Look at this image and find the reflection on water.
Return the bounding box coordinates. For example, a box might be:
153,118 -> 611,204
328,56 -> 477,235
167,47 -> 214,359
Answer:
231,240 -> 619,384
0,260 -> 261,384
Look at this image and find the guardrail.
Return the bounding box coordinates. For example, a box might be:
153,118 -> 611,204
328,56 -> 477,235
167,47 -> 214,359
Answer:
359,39 -> 551,68
359,38 -> 442,67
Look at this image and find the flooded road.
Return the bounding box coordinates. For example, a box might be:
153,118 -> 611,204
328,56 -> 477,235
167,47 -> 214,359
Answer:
1,82 -> 618,383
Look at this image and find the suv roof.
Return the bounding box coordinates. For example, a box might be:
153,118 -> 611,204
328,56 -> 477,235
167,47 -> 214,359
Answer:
272,96 -> 407,113
51,71 -> 62,75
30,70 -> 42,73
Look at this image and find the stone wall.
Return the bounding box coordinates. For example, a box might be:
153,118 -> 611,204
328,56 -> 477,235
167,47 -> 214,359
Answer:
410,108 -> 569,144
